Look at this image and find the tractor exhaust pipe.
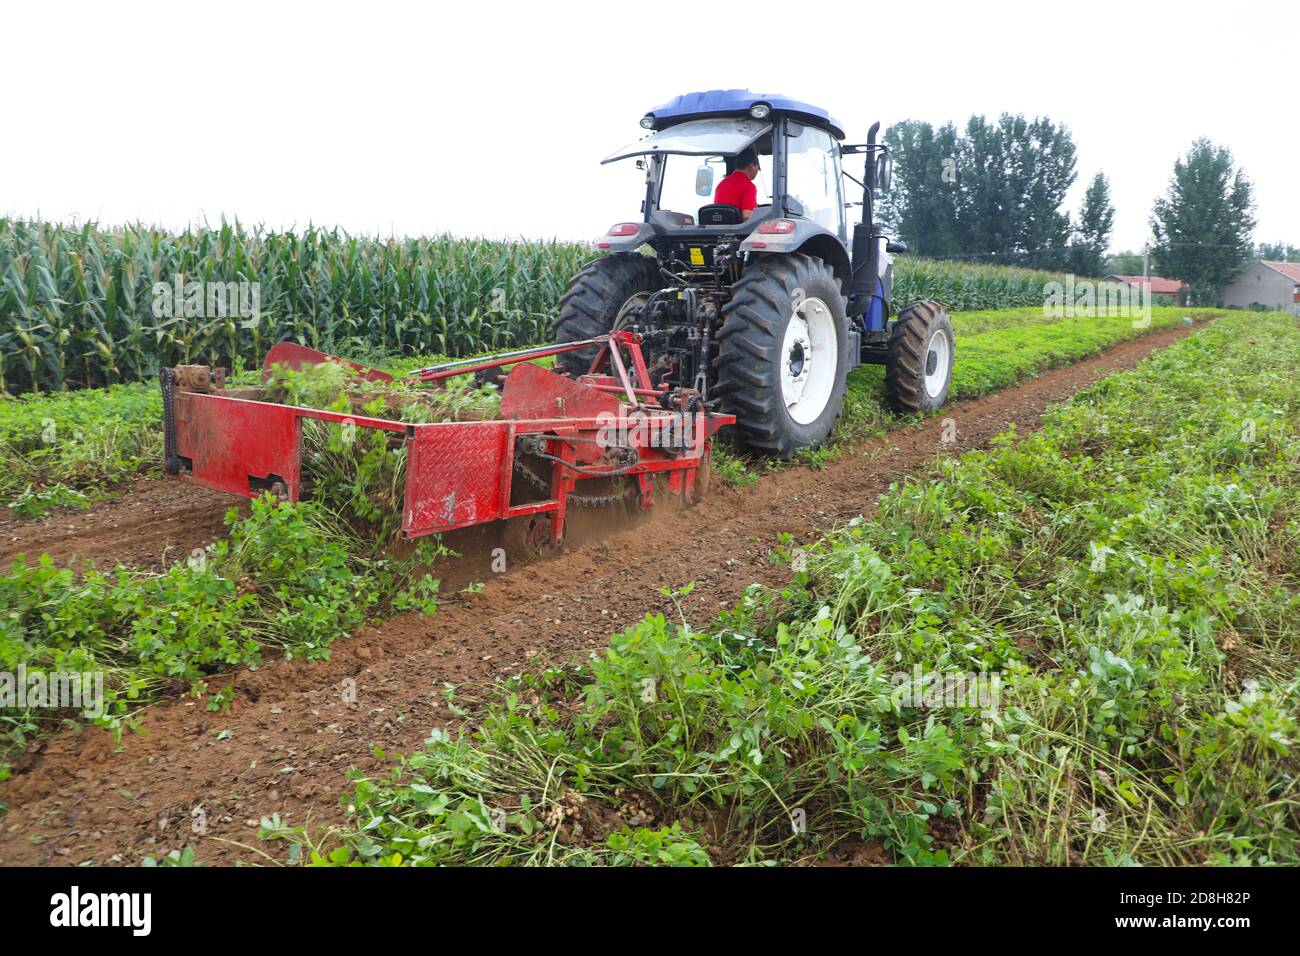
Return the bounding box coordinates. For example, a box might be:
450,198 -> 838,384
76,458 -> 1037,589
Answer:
847,121 -> 881,317
863,120 -> 881,199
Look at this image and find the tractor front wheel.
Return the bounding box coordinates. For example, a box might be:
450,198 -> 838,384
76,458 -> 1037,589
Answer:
883,300 -> 954,413
714,253 -> 849,458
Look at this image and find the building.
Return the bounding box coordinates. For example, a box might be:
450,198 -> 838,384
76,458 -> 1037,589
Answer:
1221,261 -> 1300,315
1104,275 -> 1191,305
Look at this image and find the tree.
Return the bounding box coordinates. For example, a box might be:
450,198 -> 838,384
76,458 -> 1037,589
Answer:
879,120 -> 961,257
1010,116 -> 1077,270
1104,250 -> 1146,276
1068,173 -> 1115,276
881,113 -> 1078,269
954,115 -> 1017,264
1150,139 -> 1255,303
1256,241 -> 1300,262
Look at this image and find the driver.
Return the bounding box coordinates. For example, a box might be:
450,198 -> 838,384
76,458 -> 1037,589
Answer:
714,148 -> 760,220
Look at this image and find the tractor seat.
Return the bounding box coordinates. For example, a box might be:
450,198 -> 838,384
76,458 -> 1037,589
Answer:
697,203 -> 742,226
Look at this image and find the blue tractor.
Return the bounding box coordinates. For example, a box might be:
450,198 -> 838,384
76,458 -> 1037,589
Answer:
554,89 -> 954,458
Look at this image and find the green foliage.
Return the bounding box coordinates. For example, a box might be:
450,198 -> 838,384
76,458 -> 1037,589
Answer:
2,216 -> 1147,398
1070,173 -> 1115,277
882,114 -> 1080,271
876,119 -> 963,257
0,218 -> 597,393
719,306 -> 1226,487
141,846 -> 203,867
262,361 -> 499,542
891,258 -> 1078,311
605,824 -> 713,866
947,309 -> 1193,400
0,383 -> 160,501
0,496 -> 444,760
1104,250 -> 1147,276
295,311 -> 1300,866
959,114 -> 1077,270
6,483 -> 91,518
709,447 -> 759,489
1150,139 -> 1257,303
1255,241 -> 1300,263
0,353 -> 500,521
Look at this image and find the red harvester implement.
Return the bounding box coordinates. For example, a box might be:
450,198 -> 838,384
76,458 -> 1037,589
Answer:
160,331 -> 733,550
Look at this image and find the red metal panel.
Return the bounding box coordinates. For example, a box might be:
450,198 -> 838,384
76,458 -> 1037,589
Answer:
261,342 -> 393,383
176,392 -> 304,499
404,421 -> 513,536
500,363 -> 624,421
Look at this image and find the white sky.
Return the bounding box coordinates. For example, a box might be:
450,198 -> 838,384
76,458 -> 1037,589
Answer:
3,0 -> 1294,255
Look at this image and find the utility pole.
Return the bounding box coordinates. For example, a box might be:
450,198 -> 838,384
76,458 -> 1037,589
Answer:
1142,242 -> 1157,305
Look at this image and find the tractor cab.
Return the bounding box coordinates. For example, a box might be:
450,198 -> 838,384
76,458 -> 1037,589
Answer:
597,91 -> 852,276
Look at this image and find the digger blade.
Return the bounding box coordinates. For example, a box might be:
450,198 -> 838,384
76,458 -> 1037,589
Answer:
261,342 -> 394,383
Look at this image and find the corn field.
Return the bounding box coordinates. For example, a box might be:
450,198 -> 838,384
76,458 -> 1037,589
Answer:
0,219 -> 596,393
891,257 -> 1073,312
2,218 -> 1076,394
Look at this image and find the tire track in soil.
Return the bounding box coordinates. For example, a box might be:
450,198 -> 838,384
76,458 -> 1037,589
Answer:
0,324 -> 1199,866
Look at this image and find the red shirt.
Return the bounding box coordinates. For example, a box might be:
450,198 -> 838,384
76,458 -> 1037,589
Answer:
714,170 -> 757,212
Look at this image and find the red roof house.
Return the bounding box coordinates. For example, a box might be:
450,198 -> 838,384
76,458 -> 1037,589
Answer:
1104,275 -> 1191,302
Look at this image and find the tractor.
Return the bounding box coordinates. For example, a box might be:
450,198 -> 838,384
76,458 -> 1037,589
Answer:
555,89 -> 954,458
156,91 -> 959,555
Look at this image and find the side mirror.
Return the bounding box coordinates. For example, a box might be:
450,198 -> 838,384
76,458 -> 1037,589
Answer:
695,165 -> 714,196
886,240 -> 908,255
876,153 -> 893,192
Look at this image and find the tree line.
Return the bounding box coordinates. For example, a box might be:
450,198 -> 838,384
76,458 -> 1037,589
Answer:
879,117 -> 1268,303
877,115 -> 1113,276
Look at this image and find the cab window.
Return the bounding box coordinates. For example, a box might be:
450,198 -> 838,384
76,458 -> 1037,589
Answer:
786,125 -> 845,239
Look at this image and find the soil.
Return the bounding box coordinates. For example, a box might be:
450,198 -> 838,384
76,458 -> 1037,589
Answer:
0,324 -> 1199,866
0,479 -> 245,572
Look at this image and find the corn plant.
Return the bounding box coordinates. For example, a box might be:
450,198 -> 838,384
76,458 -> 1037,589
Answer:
893,257 -> 1073,311
0,219 -> 596,393
2,217 -> 1083,395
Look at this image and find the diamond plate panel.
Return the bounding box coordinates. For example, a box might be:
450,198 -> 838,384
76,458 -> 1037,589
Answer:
404,421 -> 513,536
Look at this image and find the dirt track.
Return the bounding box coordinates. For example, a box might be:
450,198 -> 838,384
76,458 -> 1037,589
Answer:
0,324 -> 1200,866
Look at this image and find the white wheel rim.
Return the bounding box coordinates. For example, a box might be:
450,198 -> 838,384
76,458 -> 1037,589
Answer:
924,327 -> 951,399
781,296 -> 838,425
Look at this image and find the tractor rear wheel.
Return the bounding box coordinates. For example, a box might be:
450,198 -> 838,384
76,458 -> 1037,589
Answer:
714,253 -> 849,458
883,300 -> 955,413
554,253 -> 661,377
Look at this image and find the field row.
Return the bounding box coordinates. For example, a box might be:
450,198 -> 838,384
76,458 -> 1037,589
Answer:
272,311 -> 1299,866
0,306 -> 1224,775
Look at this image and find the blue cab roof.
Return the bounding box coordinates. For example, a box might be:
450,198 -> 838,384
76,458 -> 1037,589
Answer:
645,89 -> 845,140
